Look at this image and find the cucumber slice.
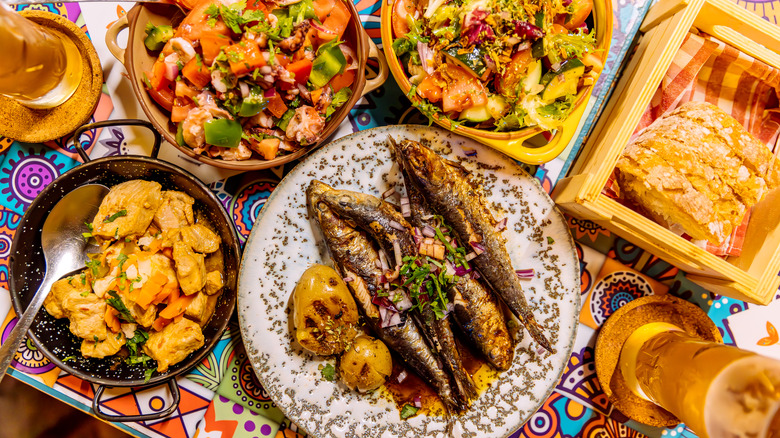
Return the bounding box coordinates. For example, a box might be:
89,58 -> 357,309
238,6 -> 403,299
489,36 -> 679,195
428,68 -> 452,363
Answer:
540,59 -> 585,102
486,95 -> 508,119
444,46 -> 488,78
522,60 -> 543,93
460,104 -> 491,122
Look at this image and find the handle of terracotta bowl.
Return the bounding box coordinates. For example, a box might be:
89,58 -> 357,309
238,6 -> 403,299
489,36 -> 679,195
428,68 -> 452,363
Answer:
92,379 -> 181,422
362,38 -> 389,96
72,119 -> 163,162
106,14 -> 129,63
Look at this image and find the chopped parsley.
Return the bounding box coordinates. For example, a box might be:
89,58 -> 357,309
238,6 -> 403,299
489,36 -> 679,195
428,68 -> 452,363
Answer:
326,88 -> 352,118
106,291 -> 136,323
84,222 -> 94,232
85,259 -> 103,278
62,355 -> 76,362
104,209 -> 127,223
126,329 -> 149,357
547,236 -> 555,244
321,363 -> 336,381
399,404 -> 419,419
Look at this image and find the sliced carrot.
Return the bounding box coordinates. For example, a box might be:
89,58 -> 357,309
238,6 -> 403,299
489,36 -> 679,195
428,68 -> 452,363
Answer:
152,317 -> 172,332
137,272 -> 170,310
311,88 -> 324,105
105,307 -> 121,333
162,247 -> 174,259
159,294 -> 196,319
329,69 -> 355,93
167,286 -> 181,304
152,284 -> 177,305
174,314 -> 184,323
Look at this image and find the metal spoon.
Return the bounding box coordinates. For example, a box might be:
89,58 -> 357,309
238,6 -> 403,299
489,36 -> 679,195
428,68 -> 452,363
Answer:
0,183 -> 109,383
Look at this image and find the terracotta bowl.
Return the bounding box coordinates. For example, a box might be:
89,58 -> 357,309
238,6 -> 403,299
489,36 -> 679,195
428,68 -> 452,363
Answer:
107,1 -> 388,170
380,0 -> 613,164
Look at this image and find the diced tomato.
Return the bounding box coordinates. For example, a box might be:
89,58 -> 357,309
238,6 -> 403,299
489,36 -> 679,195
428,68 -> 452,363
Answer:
416,74 -> 443,103
225,40 -> 266,76
175,1 -> 230,42
557,0 -> 593,30
318,0 -> 350,41
441,64 -> 487,112
497,48 -> 534,97
149,59 -> 171,91
248,137 -> 281,160
392,0 -> 415,38
329,69 -> 355,92
175,81 -> 199,99
245,0 -> 269,11
266,92 -> 288,118
200,30 -> 231,66
148,86 -> 175,112
274,53 -> 290,67
287,59 -> 313,85
312,0 -> 336,21
171,100 -> 194,123
182,56 -> 212,88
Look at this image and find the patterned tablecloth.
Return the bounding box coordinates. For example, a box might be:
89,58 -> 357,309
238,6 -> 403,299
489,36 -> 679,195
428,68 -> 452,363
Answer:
3,1 -> 780,437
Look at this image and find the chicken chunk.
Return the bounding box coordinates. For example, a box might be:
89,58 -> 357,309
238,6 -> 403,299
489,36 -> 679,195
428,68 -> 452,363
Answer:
153,191 -> 195,232
61,291 -> 108,341
184,292 -> 219,326
173,242 -> 206,295
179,223 -> 221,254
143,318 -> 205,372
44,275 -> 89,319
91,180 -> 163,239
204,270 -> 224,295
82,332 -> 126,359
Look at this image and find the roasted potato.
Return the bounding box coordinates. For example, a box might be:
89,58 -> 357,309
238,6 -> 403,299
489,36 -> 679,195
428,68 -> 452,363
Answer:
339,335 -> 392,392
293,264 -> 359,355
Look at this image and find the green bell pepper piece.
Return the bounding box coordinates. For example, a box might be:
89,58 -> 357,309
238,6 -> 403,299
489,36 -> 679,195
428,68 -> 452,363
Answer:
309,42 -> 347,88
176,122 -> 186,146
204,119 -> 242,148
238,88 -> 267,117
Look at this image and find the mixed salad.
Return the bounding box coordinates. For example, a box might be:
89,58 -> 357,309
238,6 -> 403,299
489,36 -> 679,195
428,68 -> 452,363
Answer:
143,0 -> 357,161
391,0 -> 602,131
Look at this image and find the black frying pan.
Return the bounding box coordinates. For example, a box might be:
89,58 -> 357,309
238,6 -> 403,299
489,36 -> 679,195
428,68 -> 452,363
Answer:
8,120 -> 240,422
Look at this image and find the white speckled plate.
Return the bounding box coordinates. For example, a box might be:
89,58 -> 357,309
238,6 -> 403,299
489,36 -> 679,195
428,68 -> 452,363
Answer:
237,125 -> 580,438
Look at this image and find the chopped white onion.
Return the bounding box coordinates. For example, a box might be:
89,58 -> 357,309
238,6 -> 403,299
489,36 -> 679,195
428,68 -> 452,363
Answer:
389,220 -> 405,231
343,276 -> 354,283
495,217 -> 508,232
239,81 -> 250,98
400,197 -> 411,217
465,252 -> 477,262
378,250 -> 390,271
392,240 -> 402,268
382,187 -> 396,199
397,370 -> 408,383
422,225 -> 436,238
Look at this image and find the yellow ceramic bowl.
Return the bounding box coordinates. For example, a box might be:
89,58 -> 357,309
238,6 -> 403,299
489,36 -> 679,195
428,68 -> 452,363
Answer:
380,0 -> 613,164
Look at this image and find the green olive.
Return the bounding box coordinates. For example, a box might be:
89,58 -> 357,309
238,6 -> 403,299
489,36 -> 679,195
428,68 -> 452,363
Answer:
293,264 -> 359,355
339,335 -> 393,392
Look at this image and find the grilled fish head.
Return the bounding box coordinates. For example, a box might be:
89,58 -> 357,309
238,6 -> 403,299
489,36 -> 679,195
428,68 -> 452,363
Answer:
319,189 -> 383,219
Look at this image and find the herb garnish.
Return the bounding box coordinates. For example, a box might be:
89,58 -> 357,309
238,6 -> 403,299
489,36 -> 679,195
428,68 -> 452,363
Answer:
321,363 -> 336,381
400,404 -> 419,419
106,291 -> 136,323
104,209 -> 127,223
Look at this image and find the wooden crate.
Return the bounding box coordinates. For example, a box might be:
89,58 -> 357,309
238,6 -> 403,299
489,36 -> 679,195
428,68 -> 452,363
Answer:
552,0 -> 780,304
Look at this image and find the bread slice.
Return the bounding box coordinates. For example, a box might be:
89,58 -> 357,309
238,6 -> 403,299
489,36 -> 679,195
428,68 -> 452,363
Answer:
615,101 -> 779,245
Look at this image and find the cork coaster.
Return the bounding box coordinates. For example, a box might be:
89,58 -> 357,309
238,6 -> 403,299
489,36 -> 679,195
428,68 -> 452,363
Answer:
0,10 -> 103,143
594,295 -> 722,427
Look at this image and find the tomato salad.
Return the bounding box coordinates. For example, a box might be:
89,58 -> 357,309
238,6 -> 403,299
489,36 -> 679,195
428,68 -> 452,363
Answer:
391,0 -> 602,131
143,0 -> 357,161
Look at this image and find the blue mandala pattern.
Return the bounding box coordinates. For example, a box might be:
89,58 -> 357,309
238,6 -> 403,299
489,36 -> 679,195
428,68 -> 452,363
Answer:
590,271 -> 655,327
0,142 -> 78,215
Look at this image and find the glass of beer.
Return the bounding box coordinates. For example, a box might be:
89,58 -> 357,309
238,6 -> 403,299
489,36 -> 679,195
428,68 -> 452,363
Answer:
619,322 -> 780,438
0,1 -> 82,109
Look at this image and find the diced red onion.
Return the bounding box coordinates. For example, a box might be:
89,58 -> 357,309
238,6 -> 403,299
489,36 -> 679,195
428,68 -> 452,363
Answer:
470,241 -> 485,255
495,217 -> 507,231
516,269 -> 535,279
264,88 -> 277,98
391,290 -> 413,311
239,81 -> 250,98
339,44 -> 359,71
465,252 -> 477,261
422,225 -> 436,238
163,63 -> 179,81
397,370 -> 408,383
393,240 -> 402,267
413,395 -> 422,408
562,0 -> 573,5
514,21 -> 544,40
389,220 -> 405,231
536,346 -> 546,355
379,306 -> 403,328
471,271 -> 481,280
379,274 -> 387,284
550,62 -> 562,72
382,187 -> 396,199
578,22 -> 589,32
400,197 -> 411,217
379,250 -> 389,271
417,41 -> 435,75
343,276 -> 354,283
445,261 -> 456,277
454,265 -> 471,276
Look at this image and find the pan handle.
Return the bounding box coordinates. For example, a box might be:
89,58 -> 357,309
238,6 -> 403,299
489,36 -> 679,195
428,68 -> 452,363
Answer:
92,378 -> 181,422
72,119 -> 163,162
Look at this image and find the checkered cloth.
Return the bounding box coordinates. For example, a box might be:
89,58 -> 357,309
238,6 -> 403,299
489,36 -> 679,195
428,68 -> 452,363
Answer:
605,32 -> 780,257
